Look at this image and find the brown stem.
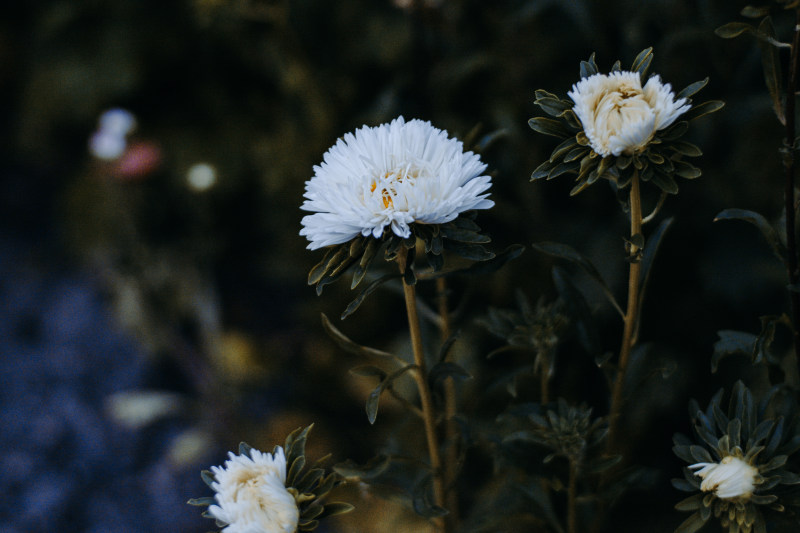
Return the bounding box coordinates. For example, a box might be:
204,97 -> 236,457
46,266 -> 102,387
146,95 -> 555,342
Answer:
436,277 -> 460,532
397,251 -> 446,531
607,170 -> 643,454
784,10 -> 800,375
567,459 -> 579,533
540,358 -> 551,405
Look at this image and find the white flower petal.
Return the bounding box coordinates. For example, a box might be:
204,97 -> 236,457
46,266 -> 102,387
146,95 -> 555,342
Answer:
689,456 -> 759,500
300,116 -> 493,250
568,70 -> 690,157
207,446 -> 299,533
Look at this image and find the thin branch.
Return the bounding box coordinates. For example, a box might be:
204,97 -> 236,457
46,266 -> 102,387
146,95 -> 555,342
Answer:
397,250 -> 446,532
784,10 -> 800,375
607,169 -> 643,454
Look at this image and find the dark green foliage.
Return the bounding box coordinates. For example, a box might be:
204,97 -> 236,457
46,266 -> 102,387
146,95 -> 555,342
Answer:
673,382 -> 800,533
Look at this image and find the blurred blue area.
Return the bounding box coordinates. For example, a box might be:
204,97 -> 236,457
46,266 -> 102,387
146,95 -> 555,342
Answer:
0,234 -> 209,532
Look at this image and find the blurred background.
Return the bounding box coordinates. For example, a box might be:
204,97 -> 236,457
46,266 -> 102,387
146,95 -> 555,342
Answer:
0,0 -> 791,531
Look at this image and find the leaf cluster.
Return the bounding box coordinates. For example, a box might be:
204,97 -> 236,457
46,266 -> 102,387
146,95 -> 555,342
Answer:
480,291 -> 569,397
716,5 -> 792,125
502,399 -> 619,473
529,48 -> 723,197
673,382 -> 800,533
308,213 -> 496,318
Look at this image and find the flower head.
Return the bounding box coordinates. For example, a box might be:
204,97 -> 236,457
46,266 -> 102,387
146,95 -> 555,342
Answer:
568,71 -> 690,157
300,116 -> 493,250
689,455 -> 759,500
529,48 -> 722,197
673,382 -> 800,533
207,446 -> 299,533
191,426 -> 352,532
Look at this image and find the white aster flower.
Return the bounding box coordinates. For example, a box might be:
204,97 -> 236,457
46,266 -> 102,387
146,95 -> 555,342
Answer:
568,71 -> 690,157
300,116 -> 494,250
207,446 -> 299,533
689,455 -> 759,500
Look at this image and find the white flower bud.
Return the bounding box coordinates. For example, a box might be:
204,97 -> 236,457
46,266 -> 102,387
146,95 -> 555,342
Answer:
689,455 -> 759,500
568,71 -> 690,157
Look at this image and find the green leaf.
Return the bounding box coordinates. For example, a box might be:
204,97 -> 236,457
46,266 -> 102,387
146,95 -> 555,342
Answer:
531,159 -> 555,180
580,53 -> 598,79
442,240 -> 495,261
424,244 -> 525,280
715,21 -> 755,39
675,494 -> 706,513
712,330 -> 757,372
670,141 -> 703,157
187,496 -> 216,506
714,208 -> 784,261
334,455 -> 390,479
349,365 -> 388,378
650,170 -> 679,194
318,502 -> 355,518
757,17 -> 786,124
341,273 -> 401,319
658,121 -> 689,141
528,117 -> 570,138
535,97 -> 571,118
366,364 -> 418,424
549,136 -> 580,162
638,217 -> 673,312
412,474 -> 449,518
200,469 -> 216,488
428,361 -> 472,389
630,47 -> 654,77
321,313 -> 398,360
684,100 -> 725,121
741,5 -> 771,18
439,222 -> 491,243
533,242 -> 624,318
673,160 -> 702,179
676,78 -> 709,100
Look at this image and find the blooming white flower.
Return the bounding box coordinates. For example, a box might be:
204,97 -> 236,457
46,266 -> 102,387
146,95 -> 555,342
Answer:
568,71 -> 690,157
689,456 -> 759,500
300,116 -> 494,250
207,446 -> 299,533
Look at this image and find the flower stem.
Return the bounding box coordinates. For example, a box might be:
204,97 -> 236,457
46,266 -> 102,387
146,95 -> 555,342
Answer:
607,169 -> 643,454
567,459 -> 579,533
436,277 -> 460,532
784,10 -> 800,376
397,250 -> 446,531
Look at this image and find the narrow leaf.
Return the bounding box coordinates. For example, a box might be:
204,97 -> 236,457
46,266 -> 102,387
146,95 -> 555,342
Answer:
341,273 -> 401,319
712,330 -> 757,372
638,217 -> 673,313
630,47 -> 654,76
321,313 -> 397,360
757,17 -> 786,124
677,78 -> 709,100
333,455 -> 390,479
714,208 -> 784,261
533,242 -> 624,318
528,117 -> 570,138
715,22 -> 755,39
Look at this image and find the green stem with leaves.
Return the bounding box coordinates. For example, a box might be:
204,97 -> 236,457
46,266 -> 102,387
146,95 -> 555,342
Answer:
436,277 -> 460,532
784,9 -> 800,374
567,459 -> 579,533
607,169 -> 643,453
398,250 -> 447,532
